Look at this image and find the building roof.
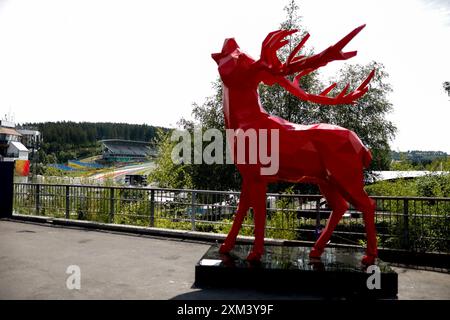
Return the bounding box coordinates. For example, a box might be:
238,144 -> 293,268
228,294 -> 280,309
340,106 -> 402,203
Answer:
0,127 -> 22,136
0,120 -> 16,128
104,144 -> 149,157
101,139 -> 152,158
17,129 -> 40,135
9,141 -> 29,152
100,139 -> 150,146
369,170 -> 449,182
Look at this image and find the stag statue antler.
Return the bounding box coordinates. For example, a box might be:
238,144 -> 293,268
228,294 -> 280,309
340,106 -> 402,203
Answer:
212,25 -> 378,265
257,25 -> 375,105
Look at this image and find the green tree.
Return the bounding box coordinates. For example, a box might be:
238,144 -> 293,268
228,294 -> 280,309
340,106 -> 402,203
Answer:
150,129 -> 192,189
186,82 -> 242,190
324,62 -> 396,170
47,153 -> 57,164
390,159 -> 415,171
426,157 -> 450,171
416,174 -> 450,197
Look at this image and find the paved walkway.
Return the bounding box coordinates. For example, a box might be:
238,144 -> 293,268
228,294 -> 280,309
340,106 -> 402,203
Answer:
0,220 -> 449,300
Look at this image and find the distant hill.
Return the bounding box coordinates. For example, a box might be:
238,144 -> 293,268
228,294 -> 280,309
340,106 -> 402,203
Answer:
391,150 -> 448,165
20,121 -> 167,163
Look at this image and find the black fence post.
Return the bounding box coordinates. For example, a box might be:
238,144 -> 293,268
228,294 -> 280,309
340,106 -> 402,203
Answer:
149,189 -> 155,227
109,188 -> 115,223
65,185 -> 70,219
0,162 -> 14,218
403,199 -> 410,249
191,191 -> 196,231
35,184 -> 41,215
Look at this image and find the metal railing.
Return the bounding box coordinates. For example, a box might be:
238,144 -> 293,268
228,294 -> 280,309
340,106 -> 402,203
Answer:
12,183 -> 450,255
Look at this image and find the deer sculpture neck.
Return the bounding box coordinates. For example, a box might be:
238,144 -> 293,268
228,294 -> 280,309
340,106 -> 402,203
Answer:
222,83 -> 268,130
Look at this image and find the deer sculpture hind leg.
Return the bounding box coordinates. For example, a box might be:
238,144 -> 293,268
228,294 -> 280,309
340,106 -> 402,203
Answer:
219,180 -> 250,254
309,182 -> 349,259
316,174 -> 378,265
336,177 -> 378,265
356,194 -> 378,265
246,181 -> 268,262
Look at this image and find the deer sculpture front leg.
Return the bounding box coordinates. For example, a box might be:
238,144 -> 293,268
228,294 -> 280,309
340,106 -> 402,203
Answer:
219,180 -> 250,254
220,178 -> 268,262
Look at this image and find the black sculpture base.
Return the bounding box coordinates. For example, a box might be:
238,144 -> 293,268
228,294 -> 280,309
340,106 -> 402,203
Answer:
195,244 -> 398,299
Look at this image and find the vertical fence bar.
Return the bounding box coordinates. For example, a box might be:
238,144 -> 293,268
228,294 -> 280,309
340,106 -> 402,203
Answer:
35,184 -> 41,215
65,185 -> 70,219
149,189 -> 155,227
403,198 -> 409,249
191,191 -> 196,231
315,198 -> 321,240
110,188 -> 115,223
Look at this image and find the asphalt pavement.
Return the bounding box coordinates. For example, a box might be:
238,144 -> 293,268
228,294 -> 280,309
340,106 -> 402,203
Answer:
0,220 -> 449,300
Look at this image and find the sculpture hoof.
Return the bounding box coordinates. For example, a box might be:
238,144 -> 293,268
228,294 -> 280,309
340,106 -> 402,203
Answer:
246,251 -> 262,262
219,243 -> 233,254
361,255 -> 377,266
309,247 -> 323,258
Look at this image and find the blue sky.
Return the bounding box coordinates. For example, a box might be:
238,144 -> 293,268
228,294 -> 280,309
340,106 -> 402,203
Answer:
0,0 -> 449,152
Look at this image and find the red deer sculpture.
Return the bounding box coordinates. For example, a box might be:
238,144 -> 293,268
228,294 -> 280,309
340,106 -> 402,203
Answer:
212,25 -> 377,265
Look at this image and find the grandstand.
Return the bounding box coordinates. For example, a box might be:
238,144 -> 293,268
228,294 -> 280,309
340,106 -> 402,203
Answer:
100,139 -> 152,163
